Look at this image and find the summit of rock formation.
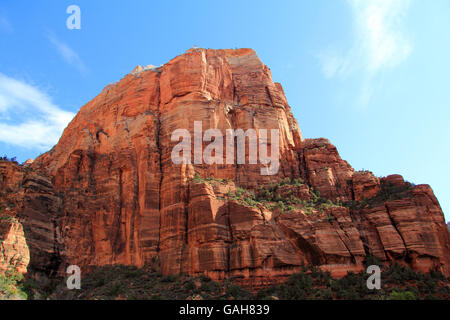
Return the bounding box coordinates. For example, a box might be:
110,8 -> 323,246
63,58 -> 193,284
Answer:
1,48 -> 449,287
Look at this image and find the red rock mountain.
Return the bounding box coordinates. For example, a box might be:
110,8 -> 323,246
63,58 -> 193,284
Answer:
1,48 -> 449,286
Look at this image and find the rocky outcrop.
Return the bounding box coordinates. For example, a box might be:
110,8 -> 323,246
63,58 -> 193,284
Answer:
0,161 -> 24,192
0,161 -> 63,276
32,48 -> 304,275
0,218 -> 30,274
350,176 -> 450,275
18,173 -> 63,274
2,48 -> 448,284
0,161 -> 28,273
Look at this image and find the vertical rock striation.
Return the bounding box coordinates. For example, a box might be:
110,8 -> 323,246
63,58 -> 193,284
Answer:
2,48 -> 447,283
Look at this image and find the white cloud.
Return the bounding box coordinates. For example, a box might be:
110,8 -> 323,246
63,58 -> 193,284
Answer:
0,73 -> 75,150
318,0 -> 412,80
47,33 -> 89,75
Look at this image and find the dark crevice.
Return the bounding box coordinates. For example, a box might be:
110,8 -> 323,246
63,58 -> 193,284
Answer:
385,203 -> 409,258
332,220 -> 357,264
112,168 -> 124,255
155,77 -> 163,254
226,201 -> 234,273
130,153 -> 139,259
95,129 -> 109,142
184,184 -> 190,245
278,223 -> 323,266
265,86 -> 275,107
300,150 -> 309,184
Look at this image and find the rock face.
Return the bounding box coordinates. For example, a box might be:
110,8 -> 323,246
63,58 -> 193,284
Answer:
0,161 -> 28,274
0,218 -> 30,274
0,161 -> 62,275
3,48 -> 449,284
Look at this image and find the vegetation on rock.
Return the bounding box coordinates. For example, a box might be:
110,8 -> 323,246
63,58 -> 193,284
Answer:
18,263 -> 449,300
0,268 -> 28,300
258,264 -> 449,300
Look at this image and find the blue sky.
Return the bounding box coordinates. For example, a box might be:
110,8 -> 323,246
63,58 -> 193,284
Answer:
0,0 -> 449,222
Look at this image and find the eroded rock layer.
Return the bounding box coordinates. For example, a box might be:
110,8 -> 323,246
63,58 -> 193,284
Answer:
0,161 -> 62,275
2,48 -> 448,282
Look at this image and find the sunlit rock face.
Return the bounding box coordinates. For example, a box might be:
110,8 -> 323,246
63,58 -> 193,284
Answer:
3,48 -> 445,284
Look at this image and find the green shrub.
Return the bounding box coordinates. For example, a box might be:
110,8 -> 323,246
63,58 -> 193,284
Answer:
364,255 -> 382,267
193,173 -> 203,183
200,281 -> 220,293
318,287 -> 334,300
389,290 -> 416,300
0,268 -> 28,300
198,274 -> 211,282
183,280 -> 195,291
160,274 -> 178,282
225,284 -> 252,299
108,282 -> 124,296
287,205 -> 296,212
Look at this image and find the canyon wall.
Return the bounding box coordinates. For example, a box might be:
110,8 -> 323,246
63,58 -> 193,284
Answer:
1,48 -> 448,285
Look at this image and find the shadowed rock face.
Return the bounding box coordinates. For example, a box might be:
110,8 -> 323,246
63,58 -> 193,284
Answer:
0,161 -> 62,275
2,48 -> 448,283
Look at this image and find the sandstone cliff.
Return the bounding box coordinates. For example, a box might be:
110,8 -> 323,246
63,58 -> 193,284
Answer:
1,48 -> 449,286
0,161 -> 62,276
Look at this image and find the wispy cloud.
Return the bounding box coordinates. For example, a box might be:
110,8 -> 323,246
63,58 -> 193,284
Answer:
47,33 -> 89,75
0,11 -> 12,33
0,73 -> 75,150
318,0 -> 412,105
